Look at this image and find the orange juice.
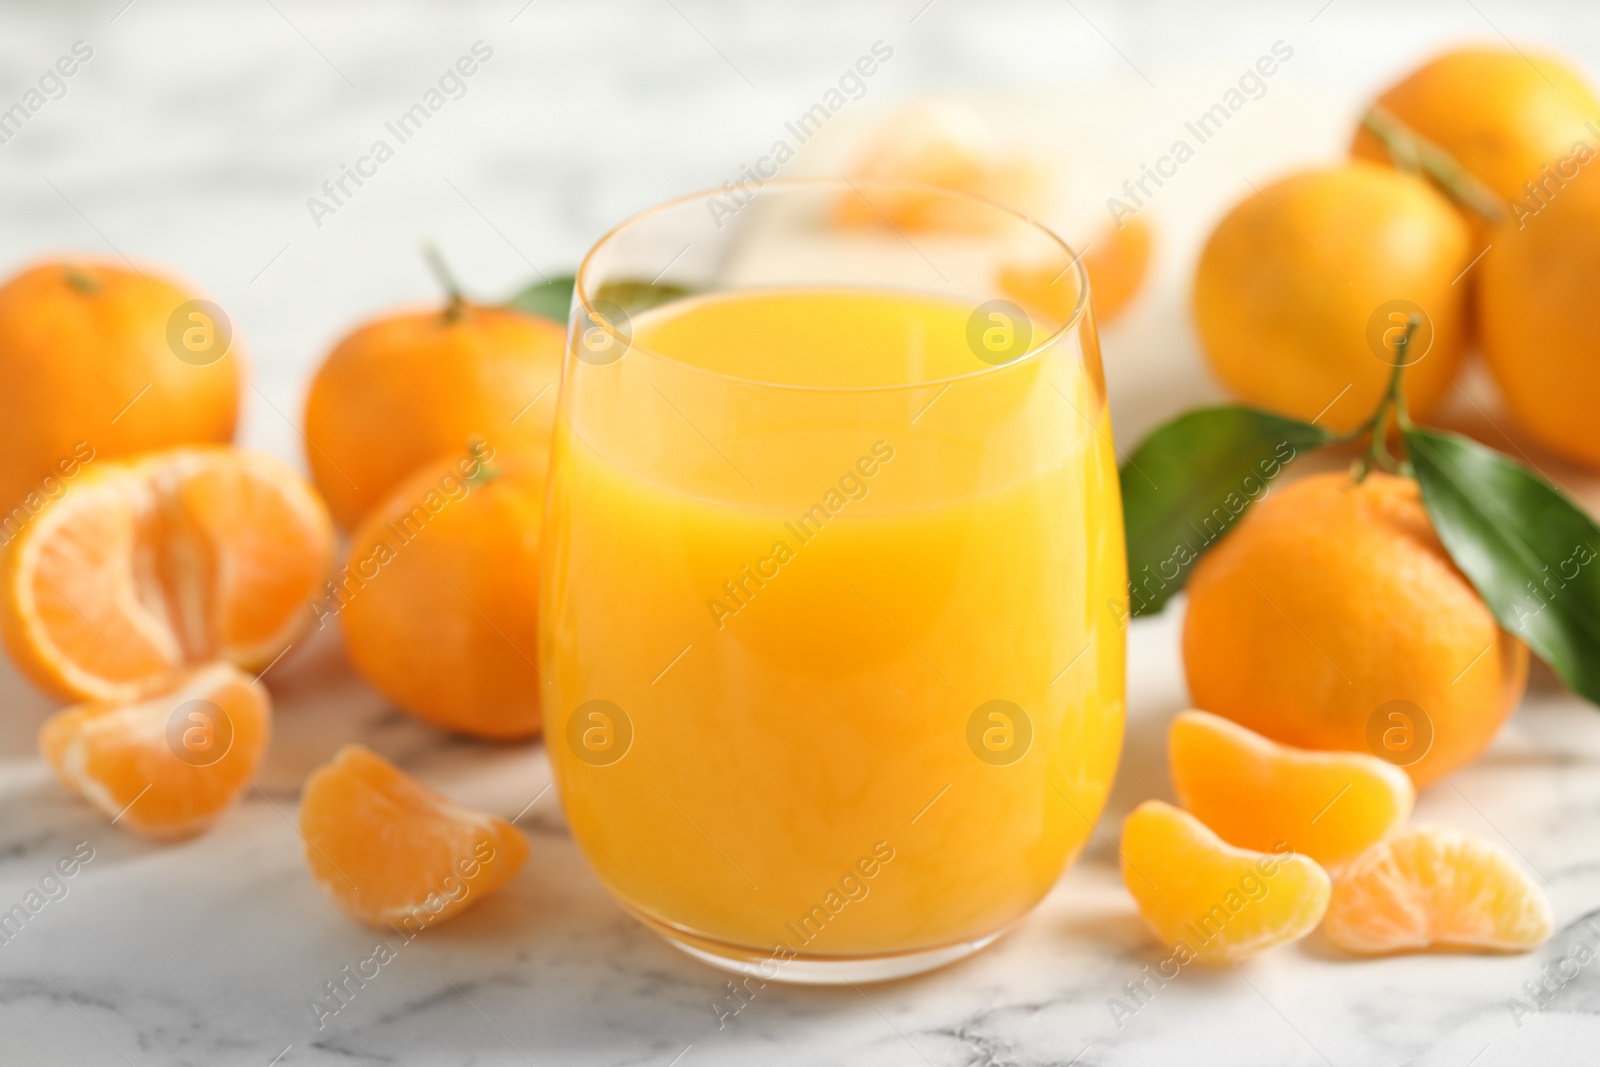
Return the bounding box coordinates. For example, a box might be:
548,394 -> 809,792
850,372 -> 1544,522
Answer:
542,287 -> 1125,966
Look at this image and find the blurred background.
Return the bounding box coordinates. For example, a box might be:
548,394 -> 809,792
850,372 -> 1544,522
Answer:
7,0 -> 1598,459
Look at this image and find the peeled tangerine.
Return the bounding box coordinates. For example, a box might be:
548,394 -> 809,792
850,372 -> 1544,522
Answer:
834,100 -> 1057,231
1323,825 -> 1552,955
299,745 -> 528,928
0,447 -> 333,703
1169,710 -> 1414,870
39,663 -> 270,838
836,101 -> 1153,324
1121,800 -> 1330,964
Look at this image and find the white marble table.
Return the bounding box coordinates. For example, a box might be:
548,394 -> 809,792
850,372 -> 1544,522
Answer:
4,1 -> 1600,1063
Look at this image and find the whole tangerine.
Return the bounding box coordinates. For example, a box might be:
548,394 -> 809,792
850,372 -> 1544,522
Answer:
303,298 -> 564,530
0,259 -> 241,515
338,446 -> 546,740
1352,46 -> 1600,210
1478,167 -> 1600,469
1182,471 -> 1527,788
1192,162 -> 1470,432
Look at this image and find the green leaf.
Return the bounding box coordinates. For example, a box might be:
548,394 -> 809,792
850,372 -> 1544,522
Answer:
505,274 -> 692,325
507,274 -> 575,323
593,279 -> 693,315
1120,407 -> 1332,616
1405,426 -> 1600,705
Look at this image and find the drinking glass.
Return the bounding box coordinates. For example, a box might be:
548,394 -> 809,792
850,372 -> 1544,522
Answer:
540,179 -> 1126,983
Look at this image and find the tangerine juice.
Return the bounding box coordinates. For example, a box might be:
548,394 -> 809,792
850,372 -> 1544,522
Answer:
541,287 -> 1125,963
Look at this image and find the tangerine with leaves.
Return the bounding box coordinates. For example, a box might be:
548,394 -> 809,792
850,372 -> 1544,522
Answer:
1182,471 -> 1528,788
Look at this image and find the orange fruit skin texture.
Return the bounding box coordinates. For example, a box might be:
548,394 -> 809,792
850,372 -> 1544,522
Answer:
340,451 -> 546,740
1480,168 -> 1600,469
0,260 -> 240,515
303,304 -> 565,531
1121,800 -> 1330,964
39,663 -> 270,838
1183,472 -> 1528,789
299,744 -> 529,928
1323,824 -> 1552,955
1351,47 -> 1600,207
1192,162 -> 1469,433
0,447 -> 334,703
1169,710 -> 1414,870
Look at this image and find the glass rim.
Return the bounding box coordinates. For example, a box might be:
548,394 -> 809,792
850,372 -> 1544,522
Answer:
572,177 -> 1091,395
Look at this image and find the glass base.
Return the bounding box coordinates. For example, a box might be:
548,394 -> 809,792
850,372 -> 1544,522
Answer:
631,908 -> 1008,985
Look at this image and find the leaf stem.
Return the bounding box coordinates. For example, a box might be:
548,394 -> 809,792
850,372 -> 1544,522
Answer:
422,243 -> 467,322
464,439 -> 498,488
1352,315 -> 1420,482
1361,104 -> 1504,224
63,266 -> 100,295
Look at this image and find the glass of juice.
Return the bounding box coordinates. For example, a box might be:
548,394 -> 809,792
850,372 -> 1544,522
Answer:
541,179 -> 1126,983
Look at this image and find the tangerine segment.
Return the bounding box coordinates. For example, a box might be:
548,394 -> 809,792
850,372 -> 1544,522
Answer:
1169,710 -> 1414,870
1,447 -> 333,702
1121,800 -> 1331,964
39,662 -> 270,838
299,745 -> 528,928
1323,825 -> 1552,955
1000,217 -> 1153,326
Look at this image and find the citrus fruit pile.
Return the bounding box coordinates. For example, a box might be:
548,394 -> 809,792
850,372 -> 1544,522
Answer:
0,253 -> 555,927
1117,44 -> 1600,828
1111,43 -> 1600,970
2,46 -> 1585,961
1195,45 -> 1600,458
